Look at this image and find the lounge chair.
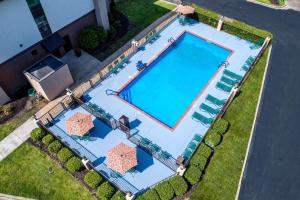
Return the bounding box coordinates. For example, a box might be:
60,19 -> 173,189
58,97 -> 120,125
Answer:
149,143 -> 161,153
188,142 -> 197,151
192,112 -> 214,125
241,63 -> 250,71
200,103 -> 220,116
159,150 -> 171,160
205,94 -> 226,107
216,82 -> 233,93
182,149 -> 193,159
140,137 -> 151,146
223,69 -> 243,81
193,134 -> 203,143
220,76 -> 239,86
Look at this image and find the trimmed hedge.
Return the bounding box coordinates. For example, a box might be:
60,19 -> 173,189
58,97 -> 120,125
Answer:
57,148 -> 74,163
79,25 -> 107,50
198,144 -> 212,158
154,181 -> 174,200
48,140 -> 62,154
96,182 -> 115,200
169,176 -> 188,196
213,118 -> 229,135
42,134 -> 54,145
66,157 -> 83,173
137,188 -> 160,200
111,191 -> 126,200
84,170 -> 103,189
190,153 -> 208,170
205,130 -> 222,147
30,128 -> 45,141
184,165 -> 202,185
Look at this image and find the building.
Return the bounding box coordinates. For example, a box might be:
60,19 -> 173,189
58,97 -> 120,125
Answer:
0,0 -> 110,99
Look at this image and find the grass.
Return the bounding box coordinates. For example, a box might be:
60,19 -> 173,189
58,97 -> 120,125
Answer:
0,143 -> 94,200
94,0 -> 176,60
256,0 -> 285,6
0,100 -> 46,141
190,47 -> 270,200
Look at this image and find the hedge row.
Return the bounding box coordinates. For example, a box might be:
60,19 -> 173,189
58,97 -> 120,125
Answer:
96,182 -> 116,200
191,4 -> 272,42
84,170 -> 103,189
137,176 -> 188,200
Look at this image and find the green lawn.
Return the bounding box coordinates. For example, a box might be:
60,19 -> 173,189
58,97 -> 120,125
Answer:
190,48 -> 270,200
256,0 -> 285,6
0,100 -> 46,141
0,143 -> 94,200
94,0 -> 176,60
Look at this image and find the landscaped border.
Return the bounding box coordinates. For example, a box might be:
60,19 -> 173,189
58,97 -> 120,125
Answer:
34,2 -> 272,199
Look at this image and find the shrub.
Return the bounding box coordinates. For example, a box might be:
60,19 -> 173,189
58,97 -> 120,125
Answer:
48,140 -> 62,154
112,20 -> 122,33
66,157 -> 83,173
198,144 -> 212,158
137,188 -> 160,200
107,25 -> 117,40
79,25 -> 107,50
184,165 -> 202,185
57,147 -> 74,163
154,181 -> 174,200
0,104 -> 14,116
213,118 -> 229,135
190,153 -> 208,170
204,130 -> 221,147
84,170 -> 103,189
42,134 -> 54,145
96,182 -> 115,200
111,191 -> 126,200
30,128 -> 45,142
169,176 -> 188,196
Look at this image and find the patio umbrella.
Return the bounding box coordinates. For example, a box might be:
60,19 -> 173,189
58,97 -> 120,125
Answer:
65,112 -> 94,136
107,143 -> 137,174
176,5 -> 195,15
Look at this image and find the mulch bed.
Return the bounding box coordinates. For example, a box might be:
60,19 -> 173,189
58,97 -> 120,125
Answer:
29,140 -> 99,199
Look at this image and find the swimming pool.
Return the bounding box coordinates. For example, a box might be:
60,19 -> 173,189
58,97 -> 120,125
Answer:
118,31 -> 232,129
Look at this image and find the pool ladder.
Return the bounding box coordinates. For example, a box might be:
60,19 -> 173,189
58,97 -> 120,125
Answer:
168,37 -> 175,43
220,61 -> 229,68
106,89 -> 118,95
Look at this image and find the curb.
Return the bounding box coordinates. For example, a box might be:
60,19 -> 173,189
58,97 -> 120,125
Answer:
234,45 -> 273,200
247,0 -> 287,10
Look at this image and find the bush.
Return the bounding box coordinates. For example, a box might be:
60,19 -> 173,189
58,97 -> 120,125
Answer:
57,147 -> 74,163
30,128 -> 45,142
169,176 -> 188,196
204,130 -> 221,147
112,20 -> 122,33
190,153 -> 208,170
198,144 -> 212,158
107,25 -> 117,40
66,157 -> 84,173
48,140 -> 62,154
79,25 -> 107,50
96,182 -> 115,200
137,188 -> 160,200
84,170 -> 103,189
42,134 -> 54,145
154,181 -> 174,200
111,191 -> 126,200
213,118 -> 229,135
0,104 -> 14,116
184,165 -> 202,185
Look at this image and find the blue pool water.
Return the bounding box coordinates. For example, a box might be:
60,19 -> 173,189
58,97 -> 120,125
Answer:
119,32 -> 231,128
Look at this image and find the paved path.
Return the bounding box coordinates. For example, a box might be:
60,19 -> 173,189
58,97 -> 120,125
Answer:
286,0 -> 300,10
0,118 -> 37,161
186,0 -> 300,199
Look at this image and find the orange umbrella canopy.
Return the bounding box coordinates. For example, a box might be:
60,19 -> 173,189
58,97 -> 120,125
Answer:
107,143 -> 137,174
176,5 -> 195,15
65,112 -> 94,136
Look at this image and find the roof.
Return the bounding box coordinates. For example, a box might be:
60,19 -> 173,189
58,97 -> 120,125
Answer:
25,55 -> 64,81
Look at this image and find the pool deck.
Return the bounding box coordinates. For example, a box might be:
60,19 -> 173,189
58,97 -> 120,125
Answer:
48,17 -> 263,194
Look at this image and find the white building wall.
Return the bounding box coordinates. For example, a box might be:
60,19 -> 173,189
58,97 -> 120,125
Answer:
40,0 -> 95,33
0,0 -> 43,64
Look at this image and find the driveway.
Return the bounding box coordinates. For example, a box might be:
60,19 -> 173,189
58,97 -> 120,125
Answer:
187,0 -> 300,199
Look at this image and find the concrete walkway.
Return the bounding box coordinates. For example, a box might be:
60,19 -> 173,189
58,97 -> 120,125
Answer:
286,0 -> 300,11
0,117 -> 37,161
